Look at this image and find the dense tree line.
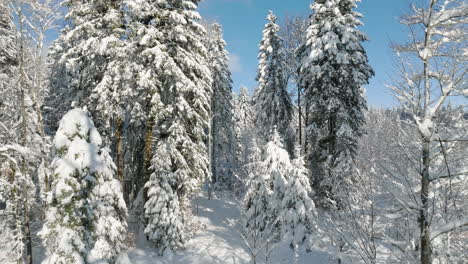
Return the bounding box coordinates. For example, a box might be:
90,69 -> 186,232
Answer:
0,0 -> 466,263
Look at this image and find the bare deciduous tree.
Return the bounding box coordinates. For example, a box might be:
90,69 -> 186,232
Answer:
387,1 -> 468,263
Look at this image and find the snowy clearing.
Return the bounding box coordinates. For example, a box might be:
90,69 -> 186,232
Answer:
119,193 -> 333,264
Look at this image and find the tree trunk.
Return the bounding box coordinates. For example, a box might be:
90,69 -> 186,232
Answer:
420,139 -> 432,264
304,103 -> 309,156
210,86 -> 216,186
328,113 -> 337,157
420,3 -> 434,262
23,204 -> 33,264
141,117 -> 154,200
208,87 -> 215,199
17,5 -> 33,263
298,84 -> 302,152
115,118 -> 126,201
211,115 -> 216,185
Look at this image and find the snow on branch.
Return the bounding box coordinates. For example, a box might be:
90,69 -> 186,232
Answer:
429,170 -> 468,182
430,217 -> 468,241
435,138 -> 468,143
0,144 -> 41,157
0,211 -> 15,217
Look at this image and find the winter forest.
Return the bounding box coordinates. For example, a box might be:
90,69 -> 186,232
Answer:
0,0 -> 467,263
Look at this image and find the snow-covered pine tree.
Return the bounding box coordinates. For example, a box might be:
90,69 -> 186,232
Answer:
0,0 -> 18,127
0,146 -> 36,264
233,86 -> 254,178
242,138 -> 271,253
281,146 -> 316,260
143,0 -> 212,251
144,138 -> 187,255
44,0 -> 124,134
265,129 -> 292,234
92,0 -> 170,201
298,0 -> 374,206
280,15 -> 309,152
40,108 -> 127,263
234,86 -> 254,133
243,129 -> 293,261
206,23 -> 235,189
253,11 -> 294,155
155,0 -> 212,199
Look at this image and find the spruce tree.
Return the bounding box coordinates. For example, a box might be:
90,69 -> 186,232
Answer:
144,0 -> 212,251
0,1 -> 17,127
40,108 -> 127,263
242,139 -> 271,249
298,0 -> 374,206
144,138 -> 187,255
233,86 -> 254,173
44,0 -> 124,134
243,129 -> 291,252
264,129 -> 292,233
206,23 -> 235,188
155,0 -> 211,200
253,11 -> 294,155
92,0 -> 169,200
281,146 -> 316,260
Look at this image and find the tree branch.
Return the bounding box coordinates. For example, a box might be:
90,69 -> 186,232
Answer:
430,217 -> 468,241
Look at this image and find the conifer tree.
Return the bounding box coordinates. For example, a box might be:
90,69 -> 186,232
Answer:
206,23 -> 235,188
281,146 -> 316,261
265,129 -> 292,234
155,0 -> 211,200
144,0 -> 212,251
144,138 -> 187,255
242,139 -> 271,250
298,0 -> 374,206
44,0 -> 124,133
92,0 -> 168,200
40,108 -> 127,263
0,1 -> 18,126
233,86 -> 254,174
253,11 -> 294,155
243,129 -> 292,256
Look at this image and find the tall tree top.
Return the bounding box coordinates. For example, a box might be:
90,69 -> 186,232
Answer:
0,3 -> 17,71
267,10 -> 278,24
256,10 -> 283,89
208,23 -> 231,84
300,0 -> 374,113
269,127 -> 284,148
254,10 -> 294,154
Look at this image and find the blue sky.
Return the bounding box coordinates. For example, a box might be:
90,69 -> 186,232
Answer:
198,0 -> 412,107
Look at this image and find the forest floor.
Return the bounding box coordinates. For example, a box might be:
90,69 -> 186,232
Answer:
120,192 -> 334,264
20,192 -> 334,264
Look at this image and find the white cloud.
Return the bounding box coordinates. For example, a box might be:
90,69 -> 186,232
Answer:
228,53 -> 243,73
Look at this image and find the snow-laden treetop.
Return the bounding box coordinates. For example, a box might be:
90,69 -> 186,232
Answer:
53,108 -> 105,173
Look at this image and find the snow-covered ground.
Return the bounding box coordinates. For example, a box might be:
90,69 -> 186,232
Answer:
119,192 -> 333,264
7,192 -> 334,264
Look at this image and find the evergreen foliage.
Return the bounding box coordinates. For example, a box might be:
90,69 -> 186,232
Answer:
0,1 -> 18,127
44,0 -> 124,134
298,0 -> 374,206
206,23 -> 235,188
143,0 -> 212,251
233,86 -> 254,180
40,108 -> 127,263
281,146 -> 316,251
144,138 -> 187,255
253,11 -> 294,155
